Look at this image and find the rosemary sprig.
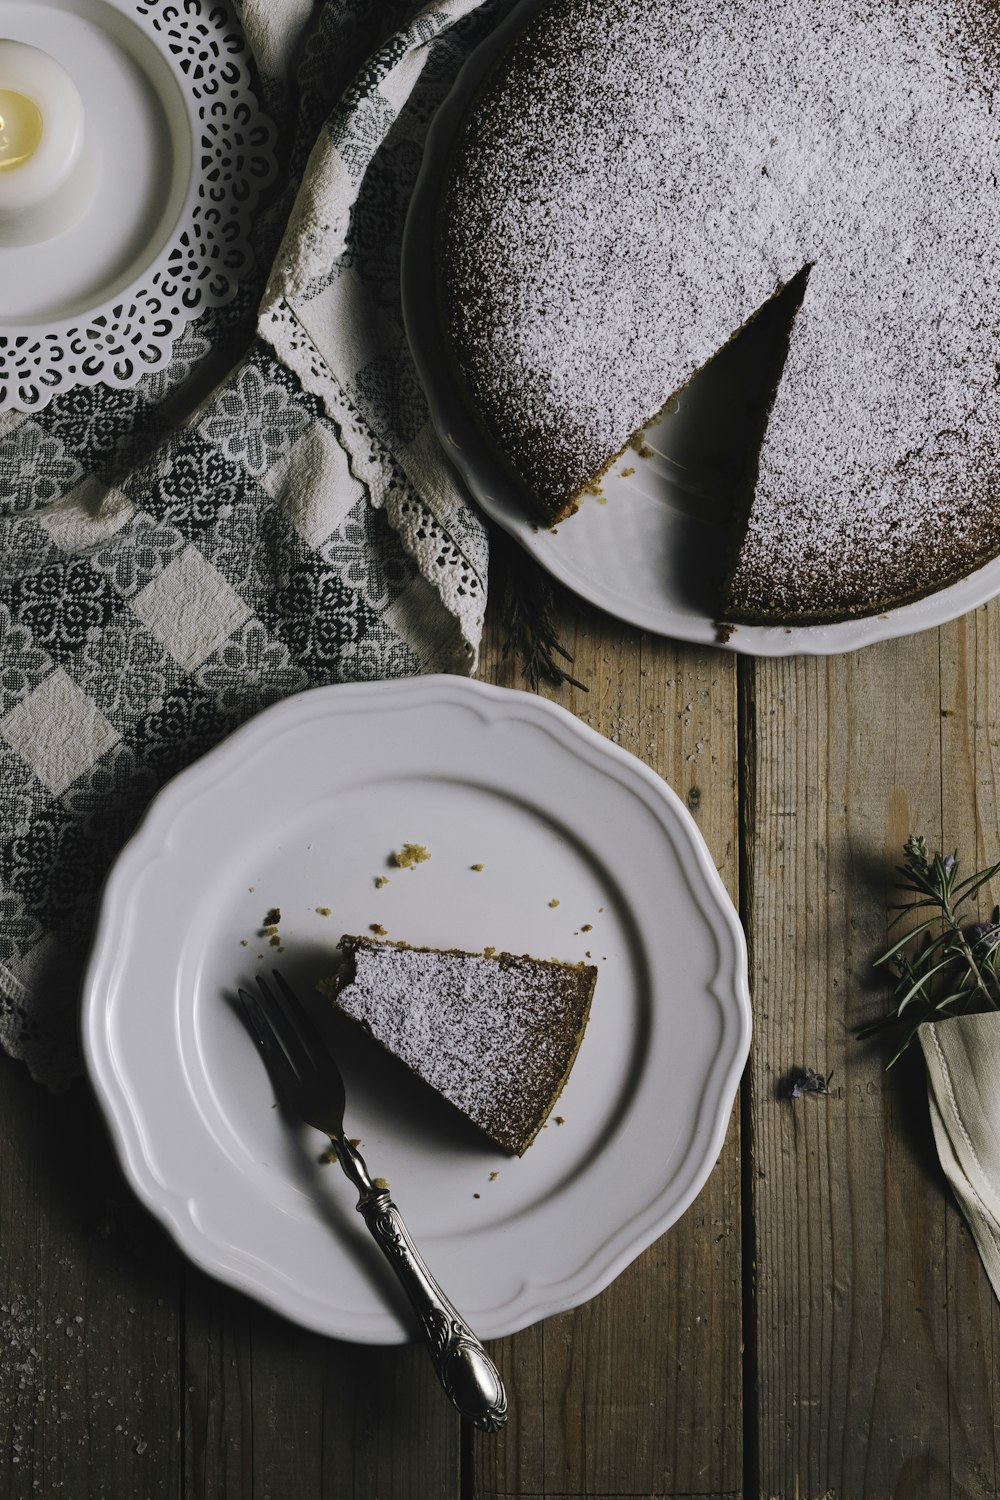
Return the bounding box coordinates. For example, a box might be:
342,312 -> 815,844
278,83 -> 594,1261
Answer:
858,834 -> 1000,1066
492,526 -> 588,692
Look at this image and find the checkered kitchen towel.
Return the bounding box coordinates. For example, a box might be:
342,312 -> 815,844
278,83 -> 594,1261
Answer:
0,0 -> 501,1089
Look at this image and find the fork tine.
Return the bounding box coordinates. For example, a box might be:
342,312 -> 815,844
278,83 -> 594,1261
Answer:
270,969 -> 330,1064
254,972 -> 314,1077
238,986 -> 299,1095
237,985 -> 268,1050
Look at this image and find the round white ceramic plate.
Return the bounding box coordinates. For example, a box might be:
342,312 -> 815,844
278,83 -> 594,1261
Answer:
401,0 -> 1000,657
82,676 -> 750,1344
0,0 -> 275,408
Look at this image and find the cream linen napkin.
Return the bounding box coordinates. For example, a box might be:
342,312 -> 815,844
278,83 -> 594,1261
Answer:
920,1014 -> 1000,1294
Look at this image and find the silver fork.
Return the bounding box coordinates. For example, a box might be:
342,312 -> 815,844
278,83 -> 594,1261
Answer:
238,970 -> 508,1432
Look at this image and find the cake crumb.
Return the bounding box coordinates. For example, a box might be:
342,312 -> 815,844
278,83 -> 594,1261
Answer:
373,1177 -> 390,1191
374,876 -> 390,888
269,934 -> 281,947
240,938 -> 248,947
483,945 -> 496,957
555,1115 -> 565,1125
471,863 -> 485,872
548,898 -> 560,908
370,923 -> 388,935
264,908 -> 280,926
473,1192 -> 481,1199
620,465 -> 636,477
392,843 -> 430,868
581,923 -> 593,932
489,1171 -> 500,1181
315,906 -> 331,916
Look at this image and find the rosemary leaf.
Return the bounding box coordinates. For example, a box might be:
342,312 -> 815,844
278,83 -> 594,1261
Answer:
873,916 -> 943,964
894,957 -> 957,1012
954,861 -> 1000,903
860,836 -> 1000,1065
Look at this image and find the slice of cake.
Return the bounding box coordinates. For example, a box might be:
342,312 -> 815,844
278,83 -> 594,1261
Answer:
324,934 -> 597,1155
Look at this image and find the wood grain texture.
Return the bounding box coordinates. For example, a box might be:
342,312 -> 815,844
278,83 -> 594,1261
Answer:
0,1059 -> 182,1500
474,583 -> 744,1498
745,608 -> 1000,1500
8,567 -> 1000,1497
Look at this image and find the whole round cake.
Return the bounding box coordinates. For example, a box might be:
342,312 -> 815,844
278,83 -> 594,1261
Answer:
436,0 -> 1000,624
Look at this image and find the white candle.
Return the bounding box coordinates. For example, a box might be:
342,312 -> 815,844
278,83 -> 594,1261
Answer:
0,40 -> 99,247
0,87 -> 43,171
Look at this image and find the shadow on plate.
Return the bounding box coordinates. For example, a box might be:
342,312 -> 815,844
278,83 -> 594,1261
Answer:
644,264 -> 813,617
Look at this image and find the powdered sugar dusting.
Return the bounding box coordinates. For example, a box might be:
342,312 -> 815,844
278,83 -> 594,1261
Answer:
440,0 -> 1000,617
333,937 -> 596,1153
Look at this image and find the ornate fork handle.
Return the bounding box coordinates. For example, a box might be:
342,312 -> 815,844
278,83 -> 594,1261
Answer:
333,1135 -> 508,1432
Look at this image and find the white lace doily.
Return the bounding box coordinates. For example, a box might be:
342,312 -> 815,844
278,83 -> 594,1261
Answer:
0,0 -> 277,412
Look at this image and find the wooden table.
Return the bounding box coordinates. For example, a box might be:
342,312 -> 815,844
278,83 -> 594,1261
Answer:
3,575 -> 1000,1500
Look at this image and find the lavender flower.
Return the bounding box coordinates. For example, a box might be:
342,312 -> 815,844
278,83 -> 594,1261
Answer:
783,1066 -> 832,1100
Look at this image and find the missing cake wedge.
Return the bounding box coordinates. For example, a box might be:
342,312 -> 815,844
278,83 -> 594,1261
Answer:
323,934 -> 598,1156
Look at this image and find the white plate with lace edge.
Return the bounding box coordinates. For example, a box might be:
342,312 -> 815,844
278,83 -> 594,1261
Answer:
82,676 -> 750,1343
0,0 -> 276,410
402,0 -> 1000,657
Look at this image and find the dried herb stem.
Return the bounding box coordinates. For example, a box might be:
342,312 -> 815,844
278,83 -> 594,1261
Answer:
859,835 -> 1000,1066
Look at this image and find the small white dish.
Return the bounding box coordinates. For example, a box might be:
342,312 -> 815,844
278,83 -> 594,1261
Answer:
0,40 -> 99,246
0,0 -> 275,409
402,0 -> 1000,657
82,677 -> 750,1344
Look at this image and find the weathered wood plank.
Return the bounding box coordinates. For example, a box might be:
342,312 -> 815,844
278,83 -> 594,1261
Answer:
747,613 -> 1000,1499
474,585 -> 743,1498
935,606 -> 1000,1500
180,1212 -> 464,1499
181,1273 -> 253,1500
316,1338 -> 463,1497
0,1008 -> 463,1500
0,1060 -> 182,1500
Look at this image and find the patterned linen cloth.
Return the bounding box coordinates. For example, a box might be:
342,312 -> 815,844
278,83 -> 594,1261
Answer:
0,0 -> 499,1089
